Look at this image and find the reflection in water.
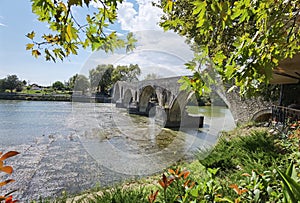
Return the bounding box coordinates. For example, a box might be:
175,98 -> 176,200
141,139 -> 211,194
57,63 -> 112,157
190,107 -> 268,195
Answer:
187,106 -> 226,117
71,103 -> 235,175
0,100 -> 235,199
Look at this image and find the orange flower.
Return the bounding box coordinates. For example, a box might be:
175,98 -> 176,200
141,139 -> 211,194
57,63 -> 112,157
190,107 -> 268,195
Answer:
158,174 -> 174,190
183,179 -> 195,189
148,190 -> 159,203
0,151 -> 19,174
168,168 -> 190,179
229,184 -> 248,196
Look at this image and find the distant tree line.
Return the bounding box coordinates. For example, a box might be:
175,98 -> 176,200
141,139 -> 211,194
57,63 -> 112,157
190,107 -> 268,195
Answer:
0,64 -> 140,95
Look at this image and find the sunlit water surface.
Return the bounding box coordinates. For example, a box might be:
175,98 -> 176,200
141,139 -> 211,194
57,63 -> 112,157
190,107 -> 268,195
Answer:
0,100 -> 235,200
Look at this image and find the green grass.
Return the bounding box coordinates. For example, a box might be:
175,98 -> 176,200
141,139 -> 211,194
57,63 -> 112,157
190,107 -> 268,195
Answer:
21,89 -> 71,95
197,129 -> 289,181
76,187 -> 149,203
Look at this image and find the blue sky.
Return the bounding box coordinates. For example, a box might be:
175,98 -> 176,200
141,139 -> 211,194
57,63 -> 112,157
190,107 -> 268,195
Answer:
0,0 -> 193,86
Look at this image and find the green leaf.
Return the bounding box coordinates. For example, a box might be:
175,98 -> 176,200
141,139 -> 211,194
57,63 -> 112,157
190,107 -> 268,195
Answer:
224,65 -> 235,78
193,1 -> 207,28
231,9 -> 243,20
66,24 -> 73,42
213,51 -> 227,65
165,0 -> 173,13
178,76 -> 192,92
253,189 -> 261,202
277,166 -> 300,202
193,1 -> 207,15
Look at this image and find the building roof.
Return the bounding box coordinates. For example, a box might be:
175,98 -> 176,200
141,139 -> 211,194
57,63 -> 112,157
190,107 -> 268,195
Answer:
271,53 -> 300,84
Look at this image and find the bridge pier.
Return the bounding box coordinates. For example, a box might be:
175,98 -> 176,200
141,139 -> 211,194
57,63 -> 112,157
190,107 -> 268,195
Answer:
164,108 -> 204,129
115,99 -> 125,108
124,103 -> 204,129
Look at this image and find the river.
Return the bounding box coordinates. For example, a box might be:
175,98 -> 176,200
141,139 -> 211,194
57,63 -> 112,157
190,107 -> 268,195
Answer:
0,100 -> 235,201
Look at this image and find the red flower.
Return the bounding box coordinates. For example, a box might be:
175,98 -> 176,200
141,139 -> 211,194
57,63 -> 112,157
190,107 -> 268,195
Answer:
5,196 -> 18,203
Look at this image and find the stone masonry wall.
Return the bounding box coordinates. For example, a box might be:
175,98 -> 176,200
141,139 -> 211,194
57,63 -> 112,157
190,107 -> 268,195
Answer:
225,89 -> 273,124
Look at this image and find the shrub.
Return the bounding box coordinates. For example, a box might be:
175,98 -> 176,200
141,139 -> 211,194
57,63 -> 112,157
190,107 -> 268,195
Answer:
197,130 -> 286,180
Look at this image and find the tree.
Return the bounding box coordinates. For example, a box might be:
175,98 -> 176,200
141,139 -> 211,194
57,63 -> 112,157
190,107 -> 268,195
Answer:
52,81 -> 65,90
67,74 -> 79,90
158,0 -> 300,96
143,73 -> 161,80
0,79 -> 6,92
3,75 -> 23,93
112,64 -> 141,83
73,74 -> 90,94
26,0 -> 137,62
89,64 -> 141,94
89,64 -> 114,93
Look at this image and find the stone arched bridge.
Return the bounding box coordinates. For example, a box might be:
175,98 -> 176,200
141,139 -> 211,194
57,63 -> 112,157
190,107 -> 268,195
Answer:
112,76 -> 273,127
112,76 -> 206,128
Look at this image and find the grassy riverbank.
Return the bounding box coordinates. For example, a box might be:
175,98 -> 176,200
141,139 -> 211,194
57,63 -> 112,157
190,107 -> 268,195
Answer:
32,122 -> 300,203
0,92 -> 71,102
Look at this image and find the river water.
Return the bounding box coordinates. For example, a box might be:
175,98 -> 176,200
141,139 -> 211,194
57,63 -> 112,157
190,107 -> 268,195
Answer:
0,100 -> 235,201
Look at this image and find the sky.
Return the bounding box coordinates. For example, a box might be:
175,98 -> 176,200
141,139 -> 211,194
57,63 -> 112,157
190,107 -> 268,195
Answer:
0,0 -> 193,86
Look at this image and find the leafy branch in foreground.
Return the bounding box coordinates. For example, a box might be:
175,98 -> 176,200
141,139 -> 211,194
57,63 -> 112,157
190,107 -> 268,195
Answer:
26,0 -> 137,62
158,0 -> 300,96
0,151 -> 19,203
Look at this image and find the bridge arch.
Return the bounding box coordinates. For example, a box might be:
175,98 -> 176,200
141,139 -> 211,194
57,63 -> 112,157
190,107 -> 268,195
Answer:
123,89 -> 133,108
169,91 -> 195,121
113,83 -> 121,102
251,108 -> 272,122
139,85 -> 157,113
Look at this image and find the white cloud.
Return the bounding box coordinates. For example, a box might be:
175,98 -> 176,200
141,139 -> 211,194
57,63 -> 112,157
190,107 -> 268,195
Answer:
0,16 -> 7,27
117,0 -> 163,32
114,50 -> 192,79
80,31 -> 194,78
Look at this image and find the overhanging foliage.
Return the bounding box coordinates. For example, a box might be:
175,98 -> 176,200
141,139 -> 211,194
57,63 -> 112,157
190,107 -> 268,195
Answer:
158,0 -> 300,95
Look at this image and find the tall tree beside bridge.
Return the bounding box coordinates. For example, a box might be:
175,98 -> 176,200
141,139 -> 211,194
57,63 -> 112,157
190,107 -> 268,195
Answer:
112,64 -> 141,83
67,74 -> 90,93
89,64 -> 141,94
89,64 -> 114,93
157,0 -> 300,96
73,74 -> 90,95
